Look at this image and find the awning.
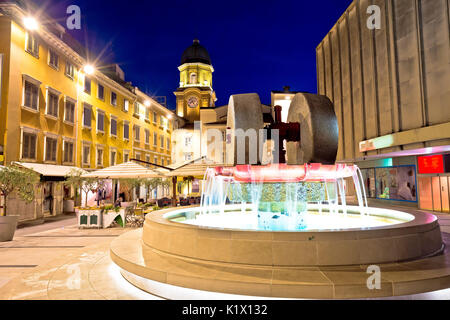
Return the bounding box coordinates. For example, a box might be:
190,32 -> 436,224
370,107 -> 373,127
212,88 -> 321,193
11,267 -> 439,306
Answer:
166,160 -> 232,177
82,161 -> 166,179
13,162 -> 86,177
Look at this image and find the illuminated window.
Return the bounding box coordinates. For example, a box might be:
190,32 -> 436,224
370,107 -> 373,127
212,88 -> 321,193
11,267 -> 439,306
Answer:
123,121 -> 130,140
98,84 -> 104,100
23,80 -> 39,110
63,140 -> 74,164
84,77 -> 91,94
48,49 -> 59,69
64,99 -> 75,123
82,144 -> 90,166
83,104 -> 92,128
65,61 -> 75,79
25,32 -> 39,57
97,111 -> 105,133
110,117 -> 118,137
46,90 -> 59,118
45,137 -> 57,162
22,131 -> 37,160
111,91 -> 117,106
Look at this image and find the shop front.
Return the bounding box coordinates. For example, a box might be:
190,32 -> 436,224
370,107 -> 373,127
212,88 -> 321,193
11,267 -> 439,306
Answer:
354,151 -> 450,214
416,154 -> 450,213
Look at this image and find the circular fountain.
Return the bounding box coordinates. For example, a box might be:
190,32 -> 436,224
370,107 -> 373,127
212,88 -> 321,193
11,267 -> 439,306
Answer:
111,162 -> 445,299
111,93 -> 448,299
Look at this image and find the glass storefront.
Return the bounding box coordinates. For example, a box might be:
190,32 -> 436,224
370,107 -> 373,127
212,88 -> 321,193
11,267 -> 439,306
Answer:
360,165 -> 417,202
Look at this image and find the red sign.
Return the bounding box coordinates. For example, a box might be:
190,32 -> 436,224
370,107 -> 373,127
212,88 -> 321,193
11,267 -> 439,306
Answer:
418,155 -> 444,174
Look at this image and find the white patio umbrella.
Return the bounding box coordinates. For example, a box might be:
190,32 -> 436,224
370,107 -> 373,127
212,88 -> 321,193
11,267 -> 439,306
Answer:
82,161 -> 166,179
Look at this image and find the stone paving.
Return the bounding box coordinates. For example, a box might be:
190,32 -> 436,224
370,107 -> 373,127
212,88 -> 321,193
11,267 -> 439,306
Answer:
0,210 -> 449,300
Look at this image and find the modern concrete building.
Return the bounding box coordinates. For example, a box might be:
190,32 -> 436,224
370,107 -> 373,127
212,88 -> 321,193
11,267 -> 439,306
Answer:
316,0 -> 450,212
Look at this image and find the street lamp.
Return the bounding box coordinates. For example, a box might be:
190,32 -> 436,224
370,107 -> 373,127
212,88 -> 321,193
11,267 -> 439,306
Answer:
23,17 -> 38,31
83,64 -> 95,75
144,100 -> 151,107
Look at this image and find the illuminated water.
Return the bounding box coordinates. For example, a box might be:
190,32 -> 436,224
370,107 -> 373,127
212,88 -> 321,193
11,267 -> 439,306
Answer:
171,204 -> 414,231
195,164 -> 378,231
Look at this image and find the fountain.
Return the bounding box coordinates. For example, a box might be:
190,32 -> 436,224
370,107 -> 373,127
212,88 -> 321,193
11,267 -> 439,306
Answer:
110,93 -> 446,299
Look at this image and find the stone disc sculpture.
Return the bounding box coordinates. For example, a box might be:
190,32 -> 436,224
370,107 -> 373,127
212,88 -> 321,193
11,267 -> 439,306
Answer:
286,93 -> 338,165
226,93 -> 264,165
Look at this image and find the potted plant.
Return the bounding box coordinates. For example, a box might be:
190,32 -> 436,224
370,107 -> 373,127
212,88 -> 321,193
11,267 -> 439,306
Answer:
0,166 -> 40,241
77,177 -> 104,228
63,169 -> 85,213
102,204 -> 124,228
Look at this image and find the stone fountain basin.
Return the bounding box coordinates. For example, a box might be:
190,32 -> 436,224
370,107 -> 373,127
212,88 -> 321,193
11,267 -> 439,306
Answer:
141,205 -> 442,266
110,206 -> 449,299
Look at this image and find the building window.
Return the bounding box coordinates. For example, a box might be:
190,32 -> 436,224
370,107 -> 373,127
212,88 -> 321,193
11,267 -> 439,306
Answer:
160,115 -> 164,127
65,61 -> 75,79
84,77 -> 91,94
124,151 -> 130,162
153,133 -> 158,146
110,117 -> 117,137
48,49 -> 59,69
23,80 -> 39,110
135,152 -> 141,161
82,144 -> 91,166
124,99 -> 129,112
123,122 -> 130,140
134,125 -> 140,142
145,129 -> 150,145
110,150 -> 117,166
160,135 -> 164,149
45,137 -> 57,162
167,138 -> 170,150
161,158 -> 164,166
64,99 -> 75,123
154,156 -> 158,164
22,132 -> 37,160
145,155 -> 150,164
189,73 -> 197,84
134,102 -> 140,116
97,111 -> 105,133
83,104 -> 92,128
153,111 -> 157,123
96,147 -> 104,167
63,140 -> 74,163
46,91 -> 59,118
145,107 -> 150,121
184,153 -> 193,161
111,92 -> 117,106
26,32 -> 39,57
98,84 -> 104,100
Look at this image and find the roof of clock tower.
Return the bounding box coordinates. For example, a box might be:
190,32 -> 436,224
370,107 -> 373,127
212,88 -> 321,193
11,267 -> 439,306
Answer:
180,39 -> 212,66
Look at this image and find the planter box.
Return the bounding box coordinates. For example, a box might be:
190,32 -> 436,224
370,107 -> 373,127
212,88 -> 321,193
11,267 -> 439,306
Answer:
77,209 -> 102,228
0,215 -> 19,242
102,208 -> 125,229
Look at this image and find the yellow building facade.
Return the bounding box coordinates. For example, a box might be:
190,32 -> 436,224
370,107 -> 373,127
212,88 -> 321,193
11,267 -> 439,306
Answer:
0,2 -> 175,221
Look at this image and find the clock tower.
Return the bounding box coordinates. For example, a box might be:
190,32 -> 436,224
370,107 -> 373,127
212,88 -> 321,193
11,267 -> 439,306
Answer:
174,39 -> 216,123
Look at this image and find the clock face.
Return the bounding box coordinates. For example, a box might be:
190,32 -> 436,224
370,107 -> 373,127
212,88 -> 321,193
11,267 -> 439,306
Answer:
187,96 -> 199,108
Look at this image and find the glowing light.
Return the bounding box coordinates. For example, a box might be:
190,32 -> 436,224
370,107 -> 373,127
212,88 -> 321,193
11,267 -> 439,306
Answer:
167,114 -> 173,120
144,100 -> 151,107
23,17 -> 39,30
83,65 -> 95,75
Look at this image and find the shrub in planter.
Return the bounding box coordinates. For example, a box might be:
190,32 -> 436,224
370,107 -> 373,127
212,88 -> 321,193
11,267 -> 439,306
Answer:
0,166 -> 40,241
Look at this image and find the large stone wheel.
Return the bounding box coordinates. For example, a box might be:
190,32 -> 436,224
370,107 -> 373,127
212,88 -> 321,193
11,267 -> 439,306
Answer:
286,93 -> 338,165
226,93 -> 264,165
